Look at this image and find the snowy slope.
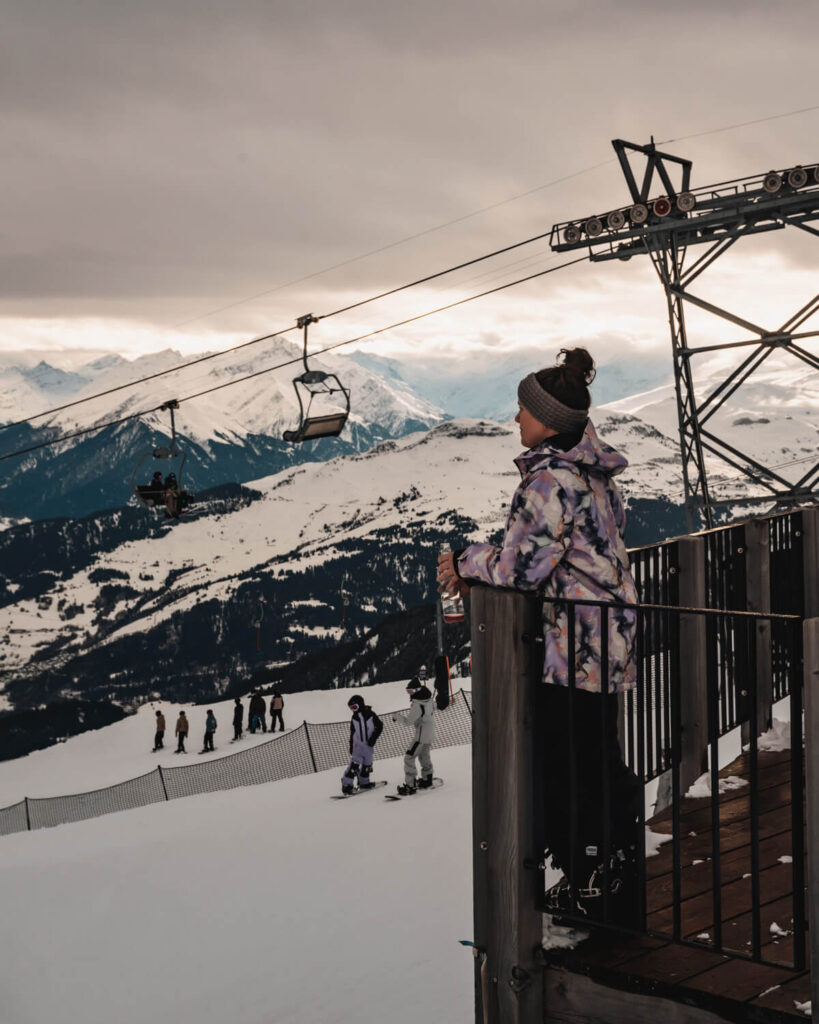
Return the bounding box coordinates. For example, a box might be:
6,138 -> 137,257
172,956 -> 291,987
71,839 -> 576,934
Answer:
0,681 -> 477,1024
0,679 -> 417,806
0,742 -> 476,1024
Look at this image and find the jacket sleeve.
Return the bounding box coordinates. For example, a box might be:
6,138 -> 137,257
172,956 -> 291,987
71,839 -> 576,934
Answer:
456,470 -> 570,590
348,719 -> 354,756
369,712 -> 383,746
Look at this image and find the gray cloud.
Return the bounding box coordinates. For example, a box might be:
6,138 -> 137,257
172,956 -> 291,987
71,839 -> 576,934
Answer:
1,0 -> 818,332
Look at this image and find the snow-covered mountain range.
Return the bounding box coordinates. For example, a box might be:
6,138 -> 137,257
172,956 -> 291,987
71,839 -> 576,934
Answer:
0,342 -> 445,521
350,347 -> 672,421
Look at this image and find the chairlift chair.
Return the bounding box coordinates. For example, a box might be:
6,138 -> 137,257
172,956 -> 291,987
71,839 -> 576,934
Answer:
283,314 -> 351,443
130,400 -> 189,515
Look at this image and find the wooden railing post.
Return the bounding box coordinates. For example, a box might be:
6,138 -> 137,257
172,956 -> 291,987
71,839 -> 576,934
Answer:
657,536 -> 708,809
744,518 -> 772,736
803,616 -> 819,1016
471,586 -> 544,1024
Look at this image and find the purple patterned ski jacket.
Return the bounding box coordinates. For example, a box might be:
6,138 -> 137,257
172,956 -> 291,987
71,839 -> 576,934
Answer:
457,420 -> 638,694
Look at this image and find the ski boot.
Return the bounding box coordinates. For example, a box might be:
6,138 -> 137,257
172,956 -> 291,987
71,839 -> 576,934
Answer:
575,847 -> 640,926
544,875 -> 581,917
396,782 -> 417,796
341,785 -> 355,796
417,774 -> 434,789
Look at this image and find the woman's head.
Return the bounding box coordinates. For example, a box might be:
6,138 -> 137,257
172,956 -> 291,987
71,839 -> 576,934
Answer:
516,348 -> 595,446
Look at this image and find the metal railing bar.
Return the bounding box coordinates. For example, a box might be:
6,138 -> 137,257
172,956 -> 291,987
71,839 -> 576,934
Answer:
707,615 -> 724,952
789,620 -> 807,972
600,608 -> 612,925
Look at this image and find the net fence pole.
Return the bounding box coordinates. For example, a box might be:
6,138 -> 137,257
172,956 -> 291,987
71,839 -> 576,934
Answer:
157,766 -> 169,801
303,722 -> 318,773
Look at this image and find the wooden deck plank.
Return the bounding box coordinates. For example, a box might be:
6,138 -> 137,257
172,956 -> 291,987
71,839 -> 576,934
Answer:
609,942 -> 730,983
647,862 -> 796,942
646,831 -> 799,913
646,805 -> 795,876
648,782 -> 794,837
681,958 -> 802,1003
749,972 -> 813,1016
650,758 -> 793,829
543,965 -> 746,1024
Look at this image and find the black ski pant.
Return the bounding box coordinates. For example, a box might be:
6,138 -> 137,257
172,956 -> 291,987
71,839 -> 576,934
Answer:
154,730 -> 164,750
203,732 -> 214,752
233,722 -> 242,740
540,686 -> 641,886
270,710 -> 284,732
176,734 -> 186,752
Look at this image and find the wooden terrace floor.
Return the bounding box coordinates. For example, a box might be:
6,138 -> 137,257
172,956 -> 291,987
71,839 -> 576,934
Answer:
542,746 -> 811,1022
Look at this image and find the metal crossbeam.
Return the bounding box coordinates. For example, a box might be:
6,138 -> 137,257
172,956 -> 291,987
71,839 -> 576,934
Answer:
550,139 -> 819,527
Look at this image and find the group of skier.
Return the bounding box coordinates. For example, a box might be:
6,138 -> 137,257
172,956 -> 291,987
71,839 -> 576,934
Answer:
151,691 -> 286,755
341,677 -> 438,797
240,690 -> 285,737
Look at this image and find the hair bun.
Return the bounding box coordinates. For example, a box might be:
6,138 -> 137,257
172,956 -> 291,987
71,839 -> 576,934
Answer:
558,347 -> 596,385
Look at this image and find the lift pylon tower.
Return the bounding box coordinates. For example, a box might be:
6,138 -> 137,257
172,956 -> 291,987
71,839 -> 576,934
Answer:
550,138 -> 819,530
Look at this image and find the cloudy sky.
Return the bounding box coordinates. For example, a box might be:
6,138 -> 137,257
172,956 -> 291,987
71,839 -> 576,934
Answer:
2,0 -> 818,376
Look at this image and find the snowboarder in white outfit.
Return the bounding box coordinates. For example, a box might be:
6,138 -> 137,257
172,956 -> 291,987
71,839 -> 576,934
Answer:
393,677 -> 436,796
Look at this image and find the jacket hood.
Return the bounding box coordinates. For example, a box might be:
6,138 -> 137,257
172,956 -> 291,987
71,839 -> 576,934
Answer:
515,420 -> 627,479
410,685 -> 433,701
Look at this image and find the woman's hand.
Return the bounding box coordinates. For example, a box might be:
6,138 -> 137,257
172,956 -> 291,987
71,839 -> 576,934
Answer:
437,551 -> 469,597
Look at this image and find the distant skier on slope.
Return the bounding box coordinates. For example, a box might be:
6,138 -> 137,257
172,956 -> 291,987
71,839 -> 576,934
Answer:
153,709 -> 166,751
269,690 -> 285,732
392,678 -> 436,796
341,694 -> 383,795
174,710 -> 189,753
201,710 -> 217,752
232,697 -> 244,741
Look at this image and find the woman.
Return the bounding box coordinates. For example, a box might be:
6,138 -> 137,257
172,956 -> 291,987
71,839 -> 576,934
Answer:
438,348 -> 641,922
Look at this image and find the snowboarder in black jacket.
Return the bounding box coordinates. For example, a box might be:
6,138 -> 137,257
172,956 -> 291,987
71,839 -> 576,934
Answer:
341,695 -> 384,794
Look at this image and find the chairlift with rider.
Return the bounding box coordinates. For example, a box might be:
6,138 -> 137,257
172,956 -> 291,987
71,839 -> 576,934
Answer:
283,314 -> 351,443
131,400 -> 192,519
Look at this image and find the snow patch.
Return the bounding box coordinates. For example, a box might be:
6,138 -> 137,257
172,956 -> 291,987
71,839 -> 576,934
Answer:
686,774 -> 748,799
645,828 -> 672,858
542,916 -> 589,950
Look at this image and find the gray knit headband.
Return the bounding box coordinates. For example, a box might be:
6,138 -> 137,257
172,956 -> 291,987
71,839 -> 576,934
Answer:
517,373 -> 589,433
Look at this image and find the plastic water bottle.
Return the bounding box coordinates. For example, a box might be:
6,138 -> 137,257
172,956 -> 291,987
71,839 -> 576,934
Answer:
440,549 -> 465,623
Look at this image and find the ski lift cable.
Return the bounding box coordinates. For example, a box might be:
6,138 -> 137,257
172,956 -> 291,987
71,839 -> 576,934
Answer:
656,103 -> 819,146
168,255 -> 591,407
0,254 -> 590,463
0,322 -> 300,432
0,229 -> 587,433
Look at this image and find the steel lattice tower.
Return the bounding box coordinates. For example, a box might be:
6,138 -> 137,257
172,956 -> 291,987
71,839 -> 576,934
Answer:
550,139 -> 819,531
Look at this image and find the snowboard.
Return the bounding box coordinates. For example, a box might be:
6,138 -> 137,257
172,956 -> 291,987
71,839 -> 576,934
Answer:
330,780 -> 389,800
385,778 -> 444,801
